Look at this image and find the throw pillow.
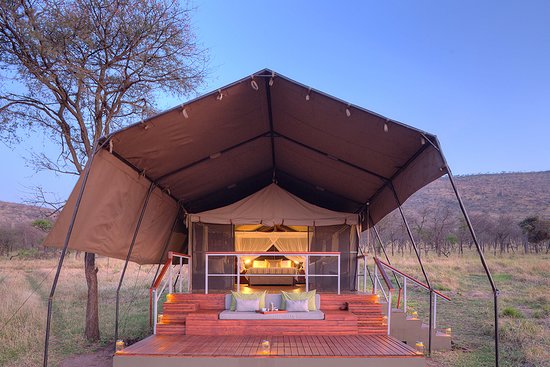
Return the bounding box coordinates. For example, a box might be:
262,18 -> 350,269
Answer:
285,299 -> 309,312
280,289 -> 316,311
235,298 -> 260,312
230,290 -> 266,311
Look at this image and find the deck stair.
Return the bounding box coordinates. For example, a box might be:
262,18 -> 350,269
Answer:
381,304 -> 451,351
156,293 -> 388,336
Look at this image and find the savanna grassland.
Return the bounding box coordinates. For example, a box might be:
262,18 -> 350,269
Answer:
0,256 -> 153,367
1,252 -> 549,367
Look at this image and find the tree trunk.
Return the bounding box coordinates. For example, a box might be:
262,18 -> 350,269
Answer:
84,252 -> 100,341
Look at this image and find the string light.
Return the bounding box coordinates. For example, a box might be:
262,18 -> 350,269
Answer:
383,121 -> 389,133
420,137 -> 426,145
269,71 -> 275,86
181,107 -> 189,119
345,105 -> 351,117
305,88 -> 311,101
216,89 -> 223,101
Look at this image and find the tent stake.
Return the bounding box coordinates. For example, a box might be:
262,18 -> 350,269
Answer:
435,140 -> 500,367
43,141 -> 107,367
389,183 -> 433,356
115,183 -> 155,347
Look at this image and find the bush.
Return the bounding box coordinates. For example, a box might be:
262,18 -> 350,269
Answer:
501,306 -> 523,318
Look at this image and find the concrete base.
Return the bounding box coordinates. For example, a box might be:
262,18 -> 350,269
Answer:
114,356 -> 425,367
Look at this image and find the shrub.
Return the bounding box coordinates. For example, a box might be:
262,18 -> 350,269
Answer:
501,306 -> 523,318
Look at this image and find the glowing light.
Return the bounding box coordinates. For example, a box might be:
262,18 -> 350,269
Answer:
116,340 -> 125,353
260,340 -> 270,355
244,259 -> 251,265
415,341 -> 424,355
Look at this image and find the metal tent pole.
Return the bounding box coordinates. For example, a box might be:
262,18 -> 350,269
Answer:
149,208 -> 182,329
43,141 -> 107,367
370,218 -> 402,288
389,183 -> 434,356
435,141 -> 500,367
115,183 -> 154,346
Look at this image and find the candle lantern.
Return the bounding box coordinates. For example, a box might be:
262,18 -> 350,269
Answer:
260,340 -> 270,354
116,340 -> 125,353
415,341 -> 424,355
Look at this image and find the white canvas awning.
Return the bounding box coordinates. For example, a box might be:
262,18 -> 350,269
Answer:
189,184 -> 358,226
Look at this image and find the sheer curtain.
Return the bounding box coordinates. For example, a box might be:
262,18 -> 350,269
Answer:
235,232 -> 308,263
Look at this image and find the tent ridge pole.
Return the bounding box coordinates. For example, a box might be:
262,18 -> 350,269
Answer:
275,131 -> 389,182
43,140 -> 108,367
435,138 -> 499,367
264,77 -> 277,176
156,131 -> 271,182
115,182 -> 155,347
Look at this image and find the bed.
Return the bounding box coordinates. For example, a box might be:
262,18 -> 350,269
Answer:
245,259 -> 298,285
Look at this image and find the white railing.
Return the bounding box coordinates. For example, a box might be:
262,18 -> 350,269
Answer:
150,252 -> 191,334
372,257 -> 394,335
205,252 -> 341,294
376,258 -> 451,330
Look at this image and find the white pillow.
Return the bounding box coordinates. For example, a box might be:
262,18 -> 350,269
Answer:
235,297 -> 260,312
285,299 -> 309,312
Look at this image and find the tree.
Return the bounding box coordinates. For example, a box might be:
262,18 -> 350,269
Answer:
519,216 -> 550,253
0,0 -> 207,342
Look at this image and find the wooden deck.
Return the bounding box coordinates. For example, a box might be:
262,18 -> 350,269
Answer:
114,335 -> 425,367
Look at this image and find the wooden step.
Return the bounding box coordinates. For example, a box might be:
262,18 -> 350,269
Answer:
156,323 -> 186,335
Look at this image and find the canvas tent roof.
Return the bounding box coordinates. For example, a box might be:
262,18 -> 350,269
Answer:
44,68 -> 446,264
189,183 -> 357,226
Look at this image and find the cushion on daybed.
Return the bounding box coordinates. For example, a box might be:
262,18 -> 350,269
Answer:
224,293 -> 321,310
285,299 -> 309,312
218,310 -> 325,320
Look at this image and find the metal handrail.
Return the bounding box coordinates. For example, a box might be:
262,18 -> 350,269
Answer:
205,251 -> 341,294
150,252 -> 192,334
372,256 -> 394,335
356,254 -> 374,293
375,257 -> 451,331
376,258 -> 451,301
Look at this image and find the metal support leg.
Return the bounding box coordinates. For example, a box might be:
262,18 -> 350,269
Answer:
435,138 -> 499,367
43,140 -> 107,367
428,290 -> 433,356
115,183 -> 154,347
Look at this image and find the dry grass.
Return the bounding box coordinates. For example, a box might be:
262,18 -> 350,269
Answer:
1,252 -> 549,367
0,255 -> 155,367
390,252 -> 550,367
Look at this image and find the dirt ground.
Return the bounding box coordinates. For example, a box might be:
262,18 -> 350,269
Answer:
60,346 -> 113,367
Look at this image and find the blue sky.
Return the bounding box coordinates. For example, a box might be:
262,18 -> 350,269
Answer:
1,0 -> 549,203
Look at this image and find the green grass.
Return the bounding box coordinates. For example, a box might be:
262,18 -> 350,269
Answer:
501,306 -> 523,318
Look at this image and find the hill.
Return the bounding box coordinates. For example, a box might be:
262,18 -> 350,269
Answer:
405,171 -> 550,221
0,201 -> 51,226
0,171 -> 549,230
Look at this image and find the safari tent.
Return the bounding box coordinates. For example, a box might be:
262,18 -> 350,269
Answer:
43,69 -> 499,367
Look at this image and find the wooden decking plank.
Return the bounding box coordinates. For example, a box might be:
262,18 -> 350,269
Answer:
120,334 -> 421,358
